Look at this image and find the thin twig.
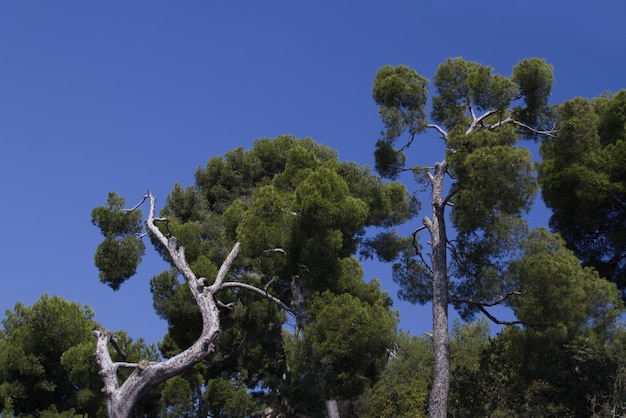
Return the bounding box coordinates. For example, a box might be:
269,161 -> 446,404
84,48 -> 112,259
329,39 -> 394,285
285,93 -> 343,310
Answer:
476,305 -> 524,326
488,117 -> 556,137
451,290 -> 523,307
412,226 -> 433,275
110,334 -> 127,359
219,282 -> 293,313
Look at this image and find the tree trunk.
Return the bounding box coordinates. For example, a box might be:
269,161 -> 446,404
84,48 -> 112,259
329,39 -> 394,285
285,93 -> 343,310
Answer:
325,399 -> 340,418
425,162 -> 450,418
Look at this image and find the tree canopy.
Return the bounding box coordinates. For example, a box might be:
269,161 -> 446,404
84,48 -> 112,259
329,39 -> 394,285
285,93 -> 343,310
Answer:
539,89 -> 626,296
371,57 -> 556,417
89,135 -> 416,417
0,295 -> 158,418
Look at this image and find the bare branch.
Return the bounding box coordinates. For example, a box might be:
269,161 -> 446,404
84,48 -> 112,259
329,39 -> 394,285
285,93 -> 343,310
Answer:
442,183 -> 459,208
476,305 -> 524,326
451,290 -> 523,307
467,101 -> 477,123
123,193 -> 149,212
219,281 -> 293,312
145,191 -> 203,288
95,190 -> 297,417
209,242 -> 242,292
446,239 -> 462,268
145,192 -> 169,248
153,217 -> 172,237
397,132 -> 417,153
217,299 -> 237,309
414,225 -> 427,234
265,248 -> 286,255
466,108 -> 499,134
450,291 -> 525,326
110,334 -> 127,359
114,362 -> 140,369
423,216 -> 433,235
412,226 -> 433,275
93,329 -> 120,396
427,124 -> 449,141
488,117 -> 556,137
264,276 -> 279,291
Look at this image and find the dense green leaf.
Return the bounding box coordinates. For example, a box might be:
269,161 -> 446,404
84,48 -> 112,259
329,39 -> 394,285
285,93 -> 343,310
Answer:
539,90 -> 626,295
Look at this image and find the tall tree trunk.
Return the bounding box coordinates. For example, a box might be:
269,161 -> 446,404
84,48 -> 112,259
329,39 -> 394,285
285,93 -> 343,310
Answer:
425,161 -> 450,418
325,399 -> 340,418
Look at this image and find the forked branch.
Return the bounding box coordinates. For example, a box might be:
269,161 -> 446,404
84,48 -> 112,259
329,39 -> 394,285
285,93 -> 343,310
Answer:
94,190 -> 293,418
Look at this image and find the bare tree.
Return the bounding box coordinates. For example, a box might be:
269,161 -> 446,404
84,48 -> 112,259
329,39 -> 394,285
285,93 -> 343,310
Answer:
93,191 -> 290,418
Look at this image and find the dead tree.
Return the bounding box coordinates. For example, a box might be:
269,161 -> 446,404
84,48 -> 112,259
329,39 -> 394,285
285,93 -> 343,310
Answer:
93,191 -> 290,418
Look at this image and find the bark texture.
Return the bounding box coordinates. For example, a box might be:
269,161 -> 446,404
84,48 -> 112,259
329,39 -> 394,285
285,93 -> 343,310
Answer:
424,161 -> 449,418
325,399 -> 340,418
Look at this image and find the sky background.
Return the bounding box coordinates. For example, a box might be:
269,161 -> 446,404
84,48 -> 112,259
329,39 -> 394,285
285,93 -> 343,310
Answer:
1,1 -> 625,346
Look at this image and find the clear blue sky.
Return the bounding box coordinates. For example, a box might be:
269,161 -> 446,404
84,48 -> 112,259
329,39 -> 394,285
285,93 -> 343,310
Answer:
1,1 -> 625,345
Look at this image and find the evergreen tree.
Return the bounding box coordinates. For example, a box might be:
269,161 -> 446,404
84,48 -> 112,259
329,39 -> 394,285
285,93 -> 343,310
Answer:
448,230 -> 623,417
91,136 -> 416,416
538,90 -> 626,296
0,295 -> 159,417
371,57 -> 556,417
0,295 -> 101,417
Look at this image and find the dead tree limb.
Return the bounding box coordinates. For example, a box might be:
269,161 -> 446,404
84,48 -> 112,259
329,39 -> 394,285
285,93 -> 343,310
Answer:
93,190 -> 291,418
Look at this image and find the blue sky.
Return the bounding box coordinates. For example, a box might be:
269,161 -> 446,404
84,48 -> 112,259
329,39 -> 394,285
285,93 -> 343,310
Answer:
1,1 -> 625,345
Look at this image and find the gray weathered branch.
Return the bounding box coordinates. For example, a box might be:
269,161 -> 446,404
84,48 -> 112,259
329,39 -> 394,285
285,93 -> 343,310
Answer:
467,108 -> 499,134
488,116 -> 556,137
219,282 -> 292,312
427,123 -> 449,141
94,190 -> 290,418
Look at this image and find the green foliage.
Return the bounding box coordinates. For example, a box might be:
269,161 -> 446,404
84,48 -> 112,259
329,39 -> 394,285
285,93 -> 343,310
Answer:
371,64 -> 428,179
448,319 -> 491,417
367,58 -> 626,418
203,376 -> 258,418
538,90 -> 626,295
120,136 -> 415,415
372,64 -> 429,140
365,322 -> 493,418
506,229 -> 623,337
432,58 -> 518,130
367,333 -> 432,418
511,58 -> 554,131
0,295 -> 105,417
443,230 -> 626,416
458,324 -> 626,417
361,229 -> 411,263
446,320 -> 626,417
371,58 -> 553,312
91,192 -> 145,290
373,140 -> 406,179
391,240 -> 433,305
449,131 -> 537,235
300,289 -> 398,400
450,318 -> 490,373
446,126 -> 537,317
158,375 -> 197,418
